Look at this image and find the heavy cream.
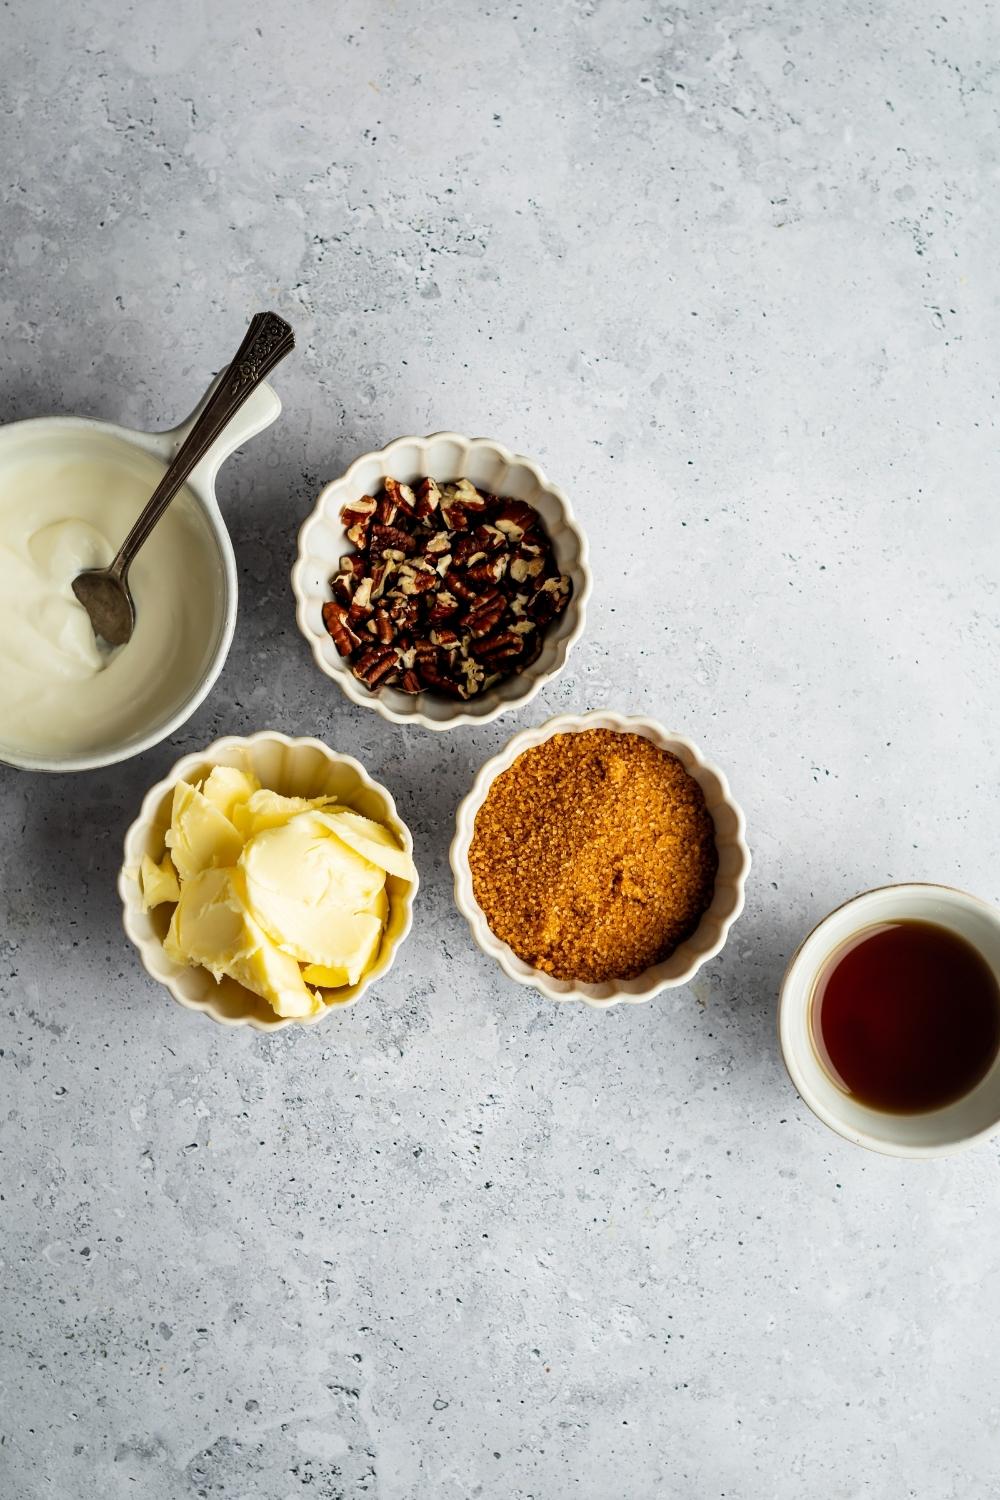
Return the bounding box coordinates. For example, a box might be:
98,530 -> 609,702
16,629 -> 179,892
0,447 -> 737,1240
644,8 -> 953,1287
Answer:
0,434 -> 224,760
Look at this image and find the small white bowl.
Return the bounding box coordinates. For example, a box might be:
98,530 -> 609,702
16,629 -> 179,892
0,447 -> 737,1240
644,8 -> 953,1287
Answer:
780,883 -> 1000,1158
119,730 -> 418,1031
291,433 -> 591,731
0,381 -> 281,773
450,712 -> 750,1006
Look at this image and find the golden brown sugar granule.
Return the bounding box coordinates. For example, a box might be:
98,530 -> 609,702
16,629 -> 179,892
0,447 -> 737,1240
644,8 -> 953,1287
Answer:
469,730 -> 718,983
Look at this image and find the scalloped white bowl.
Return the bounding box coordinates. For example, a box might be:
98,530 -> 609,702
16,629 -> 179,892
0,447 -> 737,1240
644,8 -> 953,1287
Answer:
450,713 -> 750,1007
291,433 -> 591,730
119,731 -> 418,1031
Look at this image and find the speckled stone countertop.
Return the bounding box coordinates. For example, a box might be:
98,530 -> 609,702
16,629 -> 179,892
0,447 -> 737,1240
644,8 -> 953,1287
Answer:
2,2 -> 998,1496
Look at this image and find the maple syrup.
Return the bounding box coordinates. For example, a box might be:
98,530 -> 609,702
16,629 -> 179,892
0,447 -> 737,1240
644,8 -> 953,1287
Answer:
810,920 -> 1000,1113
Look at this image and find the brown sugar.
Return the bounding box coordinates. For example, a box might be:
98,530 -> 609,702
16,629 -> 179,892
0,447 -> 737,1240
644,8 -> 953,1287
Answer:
468,729 -> 718,983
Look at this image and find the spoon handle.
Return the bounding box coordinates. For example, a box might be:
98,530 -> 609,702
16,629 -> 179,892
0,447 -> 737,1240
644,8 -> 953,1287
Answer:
109,311 -> 295,577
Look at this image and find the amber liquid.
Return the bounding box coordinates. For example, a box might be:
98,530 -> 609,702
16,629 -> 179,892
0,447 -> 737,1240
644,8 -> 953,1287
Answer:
810,920 -> 1000,1113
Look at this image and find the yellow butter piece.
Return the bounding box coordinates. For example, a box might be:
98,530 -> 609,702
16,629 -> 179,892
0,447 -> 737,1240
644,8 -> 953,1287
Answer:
200,765 -> 260,822
240,812 -> 385,966
314,809 -> 415,881
165,779 -> 244,882
300,911 -> 384,987
139,852 -> 180,910
229,912 -> 322,1019
301,887 -> 389,986
230,787 -> 326,839
301,961 -> 351,989
162,866 -> 255,980
162,865 -> 320,1018
365,887 -> 389,923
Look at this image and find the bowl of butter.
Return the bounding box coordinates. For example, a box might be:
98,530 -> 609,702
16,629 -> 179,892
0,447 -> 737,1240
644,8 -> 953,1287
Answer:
120,731 -> 418,1029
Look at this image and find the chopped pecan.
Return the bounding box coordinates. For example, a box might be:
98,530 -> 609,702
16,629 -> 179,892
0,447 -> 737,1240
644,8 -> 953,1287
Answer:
353,644 -> 398,689
474,523 -> 507,554
427,591 -> 459,624
386,595 -> 421,632
429,627 -> 462,652
510,545 -> 545,584
370,524 -> 415,559
375,492 -> 398,527
396,669 -> 422,694
529,574 -> 572,622
443,479 -> 482,507
368,560 -> 397,600
457,656 -> 487,699
331,555 -> 365,605
322,601 -> 362,657
472,629 -> 525,663
349,575 -> 373,615
440,498 -> 469,531
442,567 -> 479,602
492,498 -> 538,544
519,630 -> 544,669
414,476 -> 441,521
341,495 -> 377,550
451,534 -> 483,567
464,592 -> 506,638
424,531 -> 452,556
413,640 -> 458,694
371,607 -> 395,644
468,555 -> 508,589
397,561 -> 438,596
384,477 -> 417,517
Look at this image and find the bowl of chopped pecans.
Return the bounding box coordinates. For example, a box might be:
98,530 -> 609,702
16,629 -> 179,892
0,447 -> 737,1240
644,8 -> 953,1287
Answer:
292,433 -> 590,729
450,713 -> 750,1006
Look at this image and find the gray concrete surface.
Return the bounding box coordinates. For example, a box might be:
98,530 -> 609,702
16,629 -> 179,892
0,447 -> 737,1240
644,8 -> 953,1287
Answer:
2,1 -> 999,1495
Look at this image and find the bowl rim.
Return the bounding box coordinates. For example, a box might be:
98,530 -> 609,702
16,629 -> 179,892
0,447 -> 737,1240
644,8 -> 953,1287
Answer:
290,431 -> 592,731
778,880 -> 1000,1158
118,729 -> 419,1030
449,711 -> 751,1007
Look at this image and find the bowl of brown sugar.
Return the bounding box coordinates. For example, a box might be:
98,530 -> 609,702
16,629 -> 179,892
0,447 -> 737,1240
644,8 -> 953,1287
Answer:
450,713 -> 751,1006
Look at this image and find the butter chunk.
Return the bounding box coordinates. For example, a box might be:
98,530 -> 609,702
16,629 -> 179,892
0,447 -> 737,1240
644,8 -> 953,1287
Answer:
230,912 -> 322,1019
139,852 -> 180,911
165,779 -> 243,882
231,787 -> 328,840
163,866 -> 254,980
300,961 -> 351,990
240,812 -> 385,966
301,887 -> 389,986
200,765 -> 260,822
314,809 -> 416,882
162,865 -> 320,1018
300,911 -> 384,987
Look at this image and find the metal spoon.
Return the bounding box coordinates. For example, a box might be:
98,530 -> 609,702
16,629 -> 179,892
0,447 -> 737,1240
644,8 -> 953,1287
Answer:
72,310 -> 295,647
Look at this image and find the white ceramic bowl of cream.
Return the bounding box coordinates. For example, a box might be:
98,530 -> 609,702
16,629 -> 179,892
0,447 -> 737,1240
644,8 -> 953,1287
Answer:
0,381 -> 281,772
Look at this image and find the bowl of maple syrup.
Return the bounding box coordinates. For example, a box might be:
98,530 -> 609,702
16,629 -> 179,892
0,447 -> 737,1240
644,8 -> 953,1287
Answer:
780,883 -> 1000,1157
